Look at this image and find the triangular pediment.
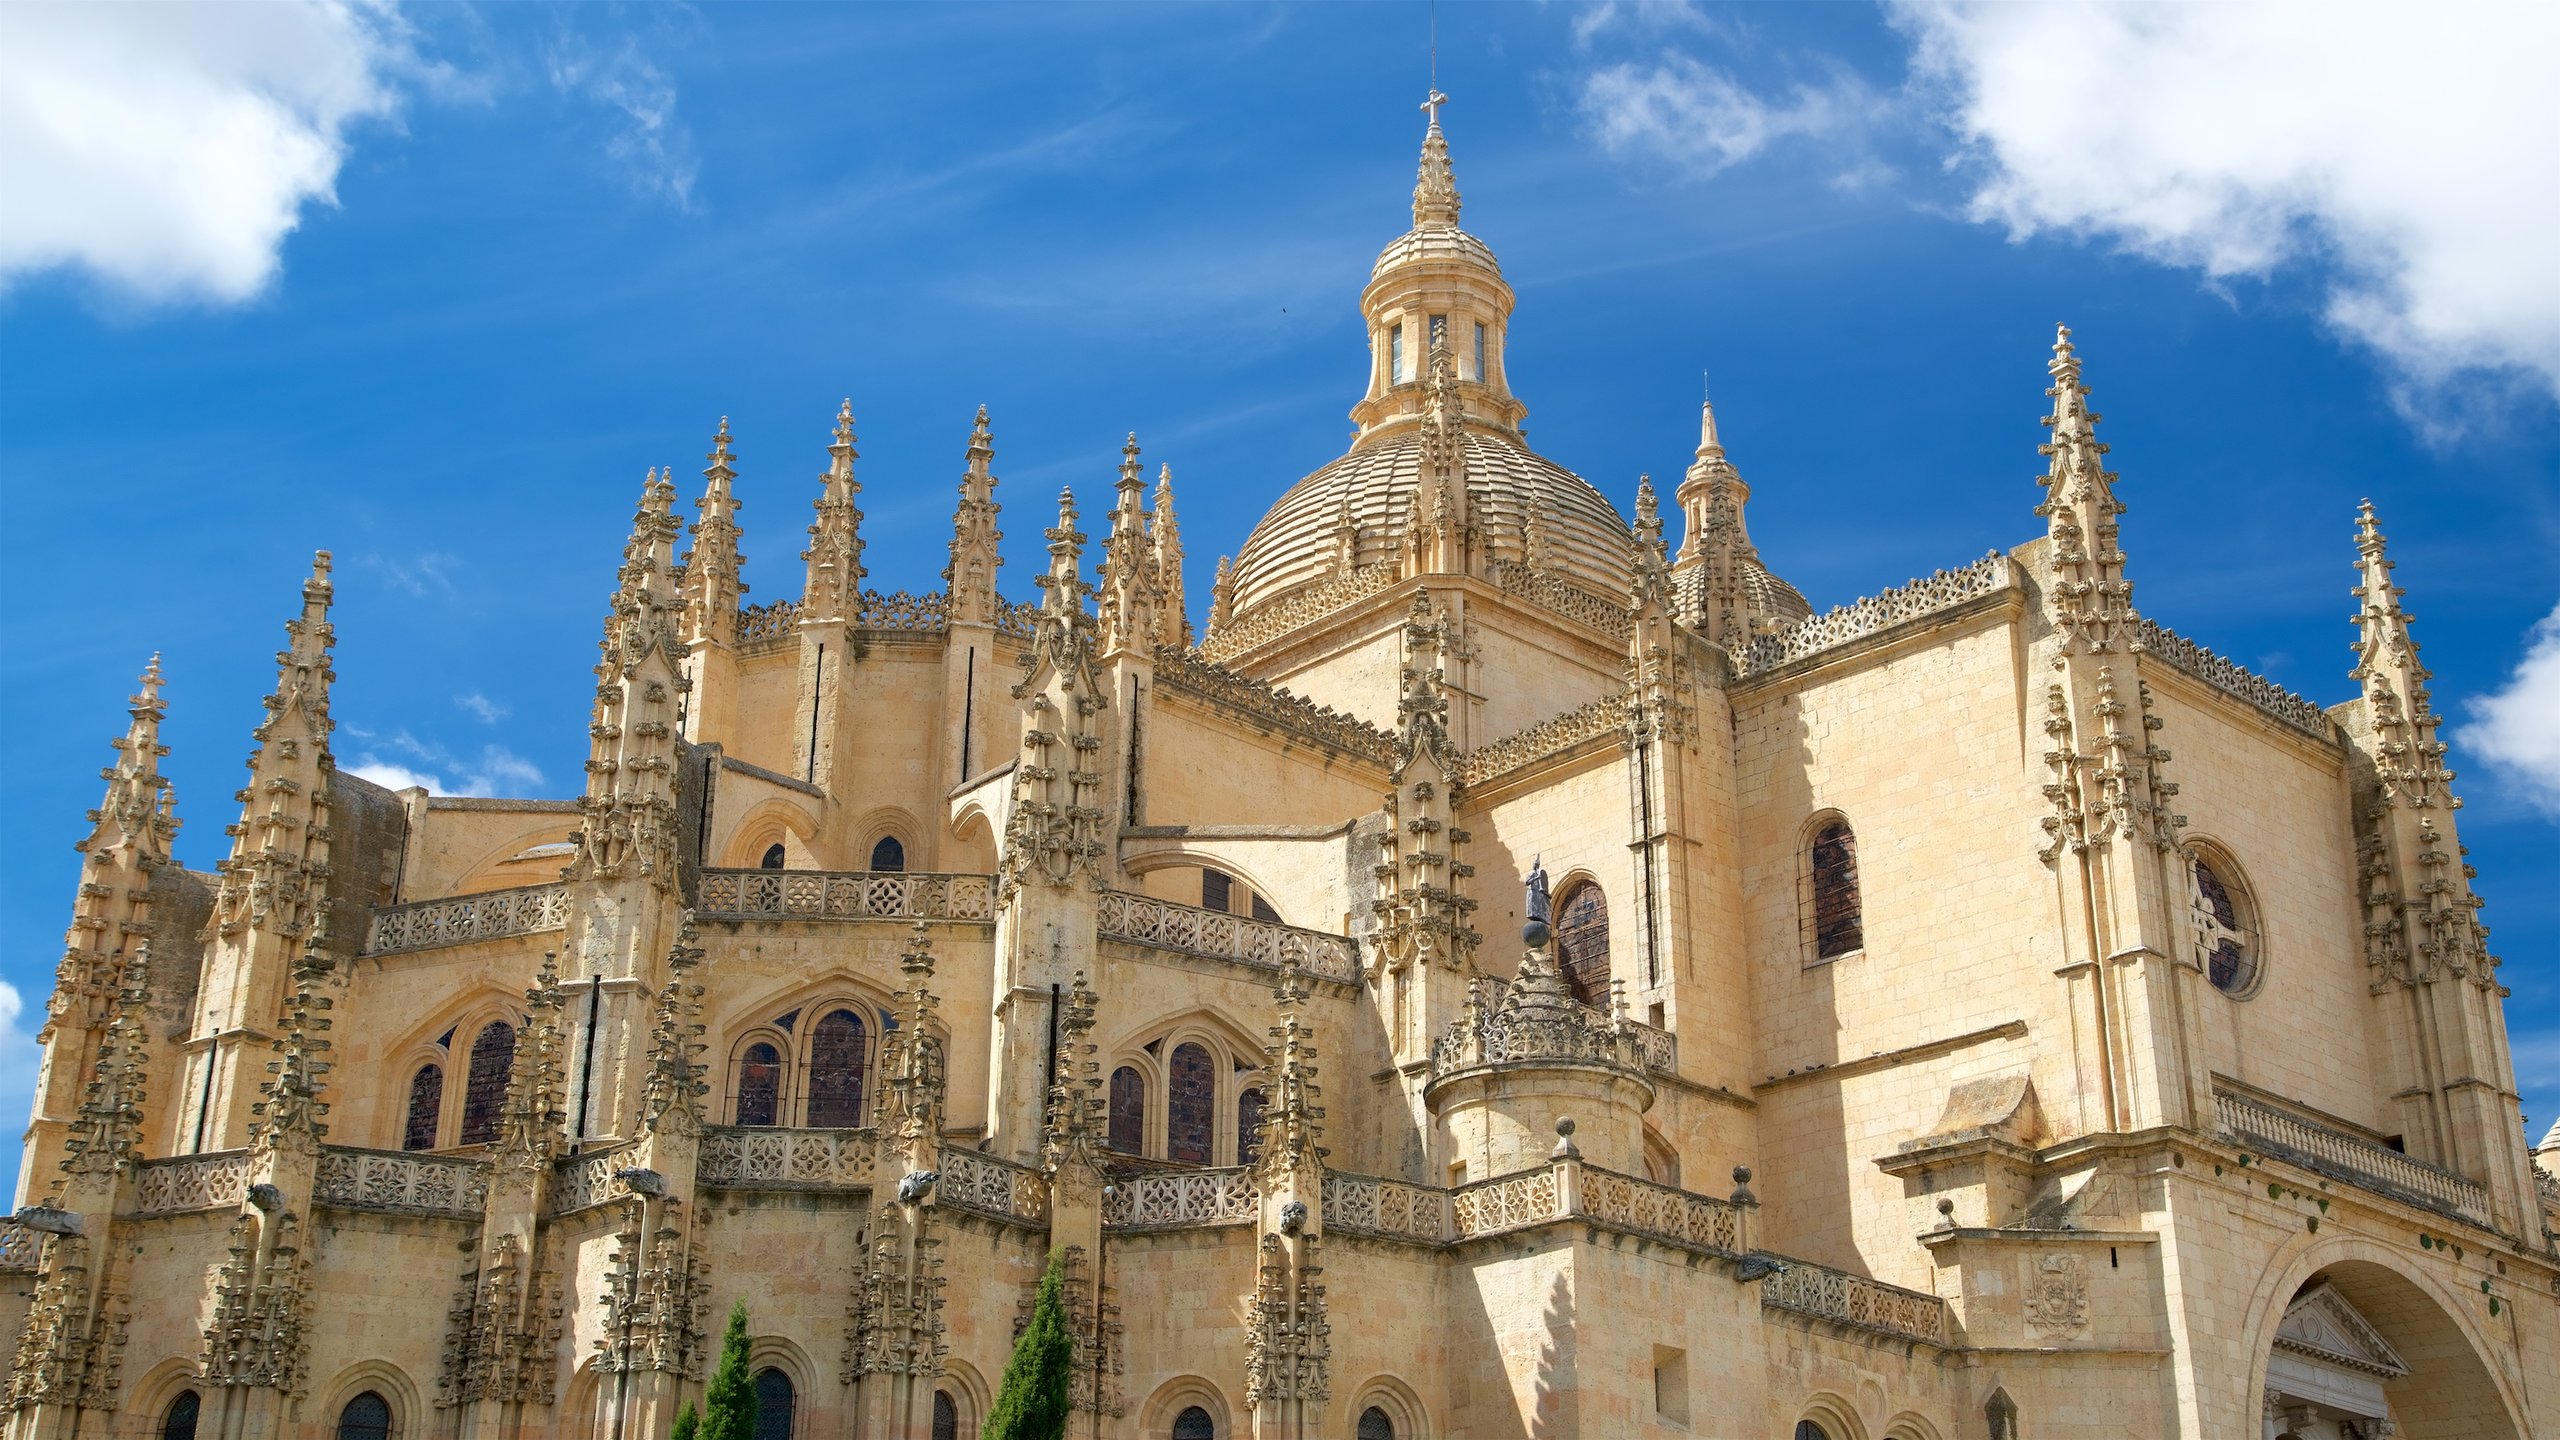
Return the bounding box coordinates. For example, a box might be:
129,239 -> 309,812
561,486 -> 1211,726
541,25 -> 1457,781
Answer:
2274,1282 -> 2408,1379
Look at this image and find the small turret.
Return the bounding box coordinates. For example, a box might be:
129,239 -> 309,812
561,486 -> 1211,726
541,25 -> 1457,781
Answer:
946,405 -> 1003,626
802,400 -> 867,624
1098,434 -> 1159,657
680,418 -> 745,650
1151,463 -> 1189,649
2037,324 -> 2133,652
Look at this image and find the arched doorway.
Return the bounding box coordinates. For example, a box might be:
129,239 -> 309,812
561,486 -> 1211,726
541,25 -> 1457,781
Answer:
2255,1258 -> 2521,1438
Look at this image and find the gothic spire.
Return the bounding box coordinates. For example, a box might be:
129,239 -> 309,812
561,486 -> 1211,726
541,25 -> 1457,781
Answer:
637,921 -> 708,1138
1209,555 -> 1236,635
56,657 -> 178,1026
210,552 -> 337,959
569,469 -> 689,890
2037,324 -> 2133,651
249,969 -> 332,1157
1631,474 -> 1671,599
59,942 -> 154,1183
1251,958 -> 1327,1180
681,418 -> 745,649
495,952 -> 572,1163
882,922 -> 946,1140
803,400 -> 867,623
1151,464 -> 1188,650
946,405 -> 1004,626
1040,971 -> 1105,1169
1038,487 -> 1092,623
1099,434 -> 1159,655
1413,90 -> 1460,230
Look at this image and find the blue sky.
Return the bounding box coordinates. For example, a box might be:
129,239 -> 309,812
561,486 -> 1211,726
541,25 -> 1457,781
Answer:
1,2 -> 2554,1202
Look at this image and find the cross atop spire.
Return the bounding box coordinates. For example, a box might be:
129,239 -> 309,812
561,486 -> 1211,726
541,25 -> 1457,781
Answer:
1413,93 -> 1461,229
1422,88 -> 1449,127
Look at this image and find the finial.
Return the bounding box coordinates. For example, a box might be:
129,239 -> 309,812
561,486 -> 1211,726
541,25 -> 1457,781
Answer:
1697,393 -> 1724,460
833,399 -> 856,449
1119,432 -> 1143,490
140,653 -> 164,695
1413,92 -> 1462,229
1156,462 -> 1174,496
1422,88 -> 1449,129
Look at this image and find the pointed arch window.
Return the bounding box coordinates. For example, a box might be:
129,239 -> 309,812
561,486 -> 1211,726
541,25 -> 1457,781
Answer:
402,1064 -> 444,1151
760,843 -> 787,870
161,1392 -> 201,1440
869,835 -> 906,873
734,1042 -> 783,1128
932,1391 -> 958,1440
1236,1086 -> 1267,1168
752,1368 -> 795,1440
1793,1425 -> 1831,1440
1985,1389 -> 2019,1440
1167,1042 -> 1215,1165
1808,818 -> 1864,962
336,1392 -> 391,1440
1173,1408 -> 1217,1440
1358,1407 -> 1395,1440
1108,1066 -> 1146,1154
458,1021 -> 516,1146
1554,882 -> 1610,1008
805,1010 -> 869,1127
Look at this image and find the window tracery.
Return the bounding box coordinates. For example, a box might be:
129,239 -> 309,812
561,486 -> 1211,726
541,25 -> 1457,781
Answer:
760,843 -> 786,870
459,1021 -> 517,1146
1554,882 -> 1610,1007
1109,1066 -> 1146,1154
805,1009 -> 869,1127
869,835 -> 906,872
734,1041 -> 783,1127
1808,818 -> 1864,962
1168,1042 -> 1215,1164
2191,848 -> 2262,996
402,1064 -> 443,1151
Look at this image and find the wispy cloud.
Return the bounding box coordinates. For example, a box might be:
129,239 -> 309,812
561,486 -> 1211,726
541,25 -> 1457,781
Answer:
1576,53 -> 1883,183
1890,0 -> 2560,421
0,983 -> 39,1203
547,35 -> 696,209
369,550 -> 459,597
343,727 -> 543,797
0,0 -> 409,305
2456,602 -> 2560,818
456,690 -> 507,724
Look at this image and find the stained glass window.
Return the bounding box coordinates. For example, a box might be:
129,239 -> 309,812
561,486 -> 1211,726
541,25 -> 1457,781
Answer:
1236,1087 -> 1267,1167
734,1042 -> 783,1127
1811,820 -> 1864,961
402,1064 -> 443,1151
459,1021 -> 516,1146
760,843 -> 786,870
1555,884 -> 1611,1007
1173,1407 -> 1216,1440
336,1392 -> 391,1440
1202,868 -> 1233,913
805,1010 -> 868,1127
870,835 -> 906,872
2194,856 -> 2258,995
1109,1066 -> 1146,1154
1359,1406 -> 1395,1440
932,1391 -> 958,1440
1167,1043 -> 1215,1165
161,1392 -> 201,1440
753,1368 -> 794,1440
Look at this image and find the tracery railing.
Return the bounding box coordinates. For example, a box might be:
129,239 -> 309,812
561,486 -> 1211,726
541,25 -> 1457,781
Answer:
552,1142 -> 643,1213
1732,552 -> 2014,680
2214,1091 -> 2490,1226
1096,890 -> 1360,983
1153,647 -> 1397,763
939,1148 -> 1049,1225
1451,1169 -> 1563,1238
0,1225 -> 38,1272
1759,1257 -> 1949,1345
134,1151 -> 252,1215
2132,618 -> 2335,739
2538,1169 -> 2560,1214
365,883 -> 569,956
697,1126 -> 878,1189
1460,690 -> 1632,787
314,1146 -> 490,1218
696,870 -> 996,923
1102,1167 -> 1257,1230
1198,565 -> 1398,663
992,596 -> 1043,641
1577,1168 -> 1740,1252
1488,559 -> 1634,641
738,591 -> 1040,653
1320,1170 -> 1447,1243
737,598 -> 801,650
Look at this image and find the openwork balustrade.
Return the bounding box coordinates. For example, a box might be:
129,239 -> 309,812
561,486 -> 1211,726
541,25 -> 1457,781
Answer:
135,1151 -> 252,1215
696,870 -> 996,923
314,1146 -> 489,1218
2132,618 -> 2335,739
1461,691 -> 1632,787
698,1127 -> 879,1189
0,1225 -> 40,1272
365,883 -> 568,956
1321,1171 -> 1448,1243
1197,564 -> 1398,663
1096,890 -> 1360,983
1733,552 -> 2013,680
1102,1167 -> 1258,1230
1488,559 -> 1634,641
736,591 -> 1040,652
552,1143 -> 642,1212
1578,1168 -> 1741,1252
1760,1258 -> 1949,1345
1451,1170 -> 1563,1238
938,1148 -> 1049,1225
2214,1091 -> 2490,1226
1573,1003 -> 1677,1076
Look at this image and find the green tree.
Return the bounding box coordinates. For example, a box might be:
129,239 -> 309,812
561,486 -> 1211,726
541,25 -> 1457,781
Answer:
983,1248 -> 1075,1440
700,1301 -> 758,1440
671,1400 -> 700,1440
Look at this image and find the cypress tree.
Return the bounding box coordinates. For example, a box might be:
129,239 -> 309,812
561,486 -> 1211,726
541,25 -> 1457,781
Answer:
700,1301 -> 758,1440
983,1248 -> 1075,1440
671,1400 -> 700,1440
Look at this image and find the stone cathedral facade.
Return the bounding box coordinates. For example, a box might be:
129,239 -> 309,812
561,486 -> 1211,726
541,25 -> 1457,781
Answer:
9,106 -> 2560,1440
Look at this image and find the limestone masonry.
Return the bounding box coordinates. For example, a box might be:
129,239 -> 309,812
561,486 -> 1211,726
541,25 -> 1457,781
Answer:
10,99 -> 2557,1440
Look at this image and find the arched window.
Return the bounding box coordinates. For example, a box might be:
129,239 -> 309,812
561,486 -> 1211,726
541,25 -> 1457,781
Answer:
1793,1424 -> 1831,1440
1985,1388 -> 2019,1440
2191,850 -> 2261,996
1173,1407 -> 1216,1440
1202,867 -> 1234,912
805,1010 -> 869,1127
161,1391 -> 201,1440
1108,1066 -> 1145,1154
734,1042 -> 783,1127
1554,882 -> 1610,1007
932,1390 -> 959,1440
458,1021 -> 517,1146
1358,1405 -> 1396,1440
1167,1042 -> 1215,1165
402,1063 -> 443,1151
1236,1087 -> 1267,1167
760,843 -> 786,870
336,1392 -> 392,1440
1809,818 -> 1864,961
753,1368 -> 795,1440
870,835 -> 906,872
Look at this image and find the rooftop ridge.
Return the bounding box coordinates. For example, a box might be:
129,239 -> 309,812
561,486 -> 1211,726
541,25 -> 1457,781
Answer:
2130,614 -> 2335,740
1732,551 -> 2016,680
1153,645 -> 1396,763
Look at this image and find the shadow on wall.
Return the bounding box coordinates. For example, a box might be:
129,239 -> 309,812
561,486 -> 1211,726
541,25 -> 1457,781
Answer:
1532,1269 -> 1572,1440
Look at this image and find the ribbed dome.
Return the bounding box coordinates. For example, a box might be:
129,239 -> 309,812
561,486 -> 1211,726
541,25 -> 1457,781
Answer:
1229,429 -> 1633,619
1674,555 -> 1813,630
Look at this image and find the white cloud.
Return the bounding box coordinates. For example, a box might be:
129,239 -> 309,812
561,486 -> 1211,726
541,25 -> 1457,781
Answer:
1891,0 -> 2560,409
1578,52 -> 1878,180
547,36 -> 695,208
345,732 -> 544,797
0,0 -> 407,305
345,759 -> 442,793
456,691 -> 507,724
2456,602 -> 2560,816
0,983 -> 39,1204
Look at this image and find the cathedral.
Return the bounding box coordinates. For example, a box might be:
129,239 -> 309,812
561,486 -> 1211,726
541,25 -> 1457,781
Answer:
9,99 -> 2559,1440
